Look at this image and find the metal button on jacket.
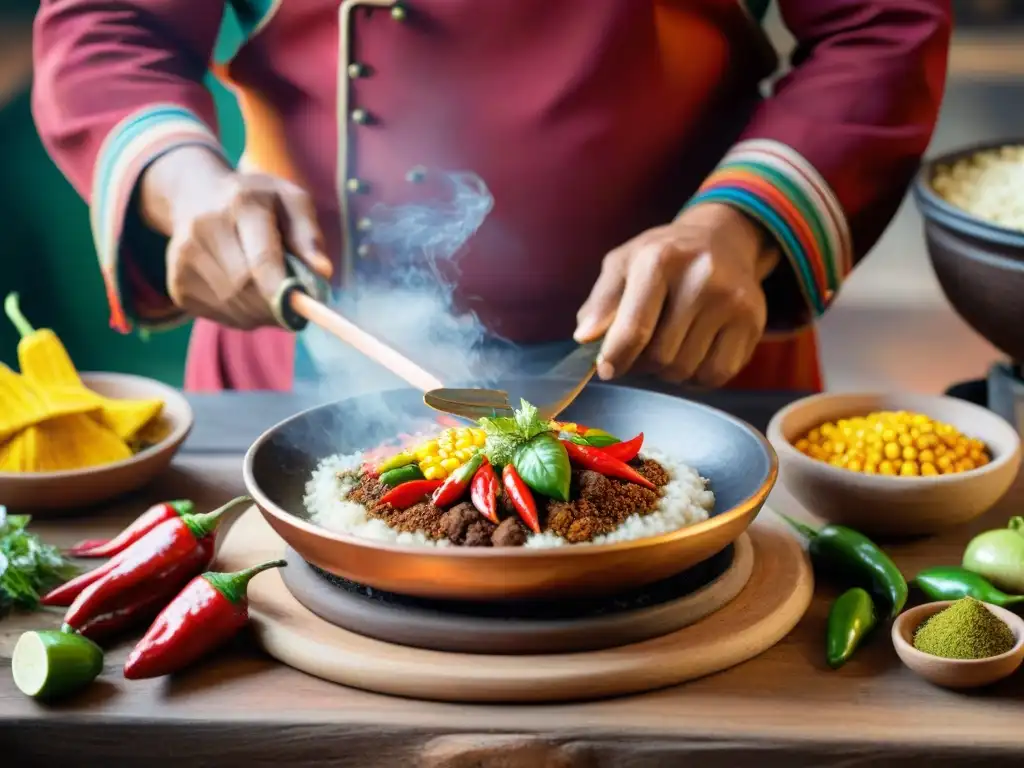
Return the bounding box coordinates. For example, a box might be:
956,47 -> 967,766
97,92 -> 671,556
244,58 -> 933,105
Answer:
390,4 -> 407,22
351,108 -> 372,125
346,178 -> 368,194
347,63 -> 369,79
356,243 -> 373,259
406,167 -> 426,183
356,217 -> 373,232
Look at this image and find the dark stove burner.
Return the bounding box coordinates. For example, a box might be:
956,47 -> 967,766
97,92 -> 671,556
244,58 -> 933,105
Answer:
308,543 -> 734,621
946,363 -> 1023,437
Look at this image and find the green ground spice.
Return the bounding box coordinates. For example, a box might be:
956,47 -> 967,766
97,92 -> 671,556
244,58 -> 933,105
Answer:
912,597 -> 1017,660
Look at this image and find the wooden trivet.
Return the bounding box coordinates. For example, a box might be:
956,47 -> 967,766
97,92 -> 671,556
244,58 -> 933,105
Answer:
217,507 -> 812,703
279,533 -> 753,654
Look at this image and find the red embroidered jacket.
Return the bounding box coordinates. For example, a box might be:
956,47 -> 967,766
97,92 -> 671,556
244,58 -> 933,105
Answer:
32,0 -> 950,391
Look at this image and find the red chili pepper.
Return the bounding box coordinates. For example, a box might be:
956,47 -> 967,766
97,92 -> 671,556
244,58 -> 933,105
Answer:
432,453 -> 484,508
123,559 -> 286,680
66,500 -> 196,558
502,464 -> 540,534
74,565 -> 203,644
42,497 -> 245,608
561,440 -> 656,490
470,459 -> 500,524
59,496 -> 249,629
598,433 -> 644,463
380,479 -> 442,509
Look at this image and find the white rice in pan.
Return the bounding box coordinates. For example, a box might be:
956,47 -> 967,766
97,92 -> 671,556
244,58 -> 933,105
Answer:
302,446 -> 715,549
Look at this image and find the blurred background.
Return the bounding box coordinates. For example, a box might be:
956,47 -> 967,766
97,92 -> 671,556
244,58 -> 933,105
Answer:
0,1 -> 1020,392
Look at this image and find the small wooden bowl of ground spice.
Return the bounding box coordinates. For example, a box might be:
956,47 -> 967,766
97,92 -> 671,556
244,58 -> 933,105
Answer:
892,598 -> 1024,689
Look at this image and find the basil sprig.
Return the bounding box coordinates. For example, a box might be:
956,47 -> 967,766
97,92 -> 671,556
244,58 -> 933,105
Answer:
513,433 -> 571,501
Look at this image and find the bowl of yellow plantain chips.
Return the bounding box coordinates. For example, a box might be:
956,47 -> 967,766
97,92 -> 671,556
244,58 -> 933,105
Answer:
0,293 -> 192,510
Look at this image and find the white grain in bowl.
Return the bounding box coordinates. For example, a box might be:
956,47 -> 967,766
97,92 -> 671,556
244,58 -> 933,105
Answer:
302,446 -> 715,549
931,145 -> 1024,231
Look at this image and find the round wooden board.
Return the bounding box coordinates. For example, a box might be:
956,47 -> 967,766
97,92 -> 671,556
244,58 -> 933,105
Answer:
218,507 -> 813,703
279,535 -> 753,655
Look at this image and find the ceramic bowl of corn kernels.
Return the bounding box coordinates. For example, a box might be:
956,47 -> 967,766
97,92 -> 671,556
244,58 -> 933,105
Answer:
0,372 -> 193,513
767,393 -> 1021,537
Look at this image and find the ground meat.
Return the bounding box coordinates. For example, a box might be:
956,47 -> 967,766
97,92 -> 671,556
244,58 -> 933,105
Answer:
636,458 -> 670,487
340,454 -> 674,547
576,470 -> 612,501
348,473 -> 447,539
464,520 -> 495,547
544,463 -> 666,543
440,503 -> 496,547
492,517 -> 528,547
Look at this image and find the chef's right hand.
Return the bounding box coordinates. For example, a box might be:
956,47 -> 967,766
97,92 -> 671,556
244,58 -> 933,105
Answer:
138,145 -> 333,330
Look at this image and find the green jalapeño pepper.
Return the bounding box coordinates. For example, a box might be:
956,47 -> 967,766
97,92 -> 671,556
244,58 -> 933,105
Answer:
826,587 -> 877,669
779,514 -> 908,620
379,464 -> 425,487
913,566 -> 1024,608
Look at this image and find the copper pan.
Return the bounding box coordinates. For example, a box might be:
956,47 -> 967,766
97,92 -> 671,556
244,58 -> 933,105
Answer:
243,378 -> 777,601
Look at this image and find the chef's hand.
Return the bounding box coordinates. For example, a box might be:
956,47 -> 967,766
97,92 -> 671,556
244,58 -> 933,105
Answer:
138,145 -> 332,330
574,202 -> 778,387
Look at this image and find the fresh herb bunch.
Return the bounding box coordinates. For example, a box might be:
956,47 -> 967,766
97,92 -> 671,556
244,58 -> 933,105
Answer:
0,506 -> 78,617
478,400 -> 572,501
477,399 -> 552,468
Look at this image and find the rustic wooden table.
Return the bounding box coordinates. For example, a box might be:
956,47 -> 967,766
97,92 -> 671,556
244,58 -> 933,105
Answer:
2,392 -> 1023,768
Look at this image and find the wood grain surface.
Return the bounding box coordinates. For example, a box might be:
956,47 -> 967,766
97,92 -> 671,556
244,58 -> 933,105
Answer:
3,454 -> 1024,767
217,511 -> 806,700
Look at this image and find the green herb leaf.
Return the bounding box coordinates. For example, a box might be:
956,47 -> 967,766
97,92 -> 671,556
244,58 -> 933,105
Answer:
478,415 -> 518,437
479,400 -> 554,469
514,399 -> 549,442
0,506 -> 78,616
513,433 -> 571,501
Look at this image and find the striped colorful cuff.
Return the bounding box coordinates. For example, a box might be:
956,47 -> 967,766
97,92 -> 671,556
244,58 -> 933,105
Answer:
688,139 -> 853,317
90,104 -> 227,333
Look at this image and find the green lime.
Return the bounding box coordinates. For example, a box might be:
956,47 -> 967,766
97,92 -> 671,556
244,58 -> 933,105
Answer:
12,629 -> 104,700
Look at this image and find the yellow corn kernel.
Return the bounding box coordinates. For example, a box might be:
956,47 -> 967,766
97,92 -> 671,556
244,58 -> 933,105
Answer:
878,460 -> 896,475
423,465 -> 446,480
473,431 -> 486,447
454,438 -> 472,451
899,461 -> 919,477
883,443 -> 900,460
921,462 -> 938,476
440,457 -> 460,472
415,440 -> 438,457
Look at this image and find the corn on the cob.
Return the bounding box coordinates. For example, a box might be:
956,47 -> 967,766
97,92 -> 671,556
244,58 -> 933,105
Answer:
5,293 -> 163,441
411,427 -> 486,481
0,363 -> 98,442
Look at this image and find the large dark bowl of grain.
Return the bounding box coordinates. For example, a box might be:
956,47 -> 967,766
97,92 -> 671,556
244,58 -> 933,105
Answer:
913,140 -> 1024,363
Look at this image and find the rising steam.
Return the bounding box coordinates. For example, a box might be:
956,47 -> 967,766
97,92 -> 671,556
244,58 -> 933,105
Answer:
300,171 -> 518,427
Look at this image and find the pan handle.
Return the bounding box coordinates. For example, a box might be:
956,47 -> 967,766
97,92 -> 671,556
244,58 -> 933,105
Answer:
272,253 -> 331,332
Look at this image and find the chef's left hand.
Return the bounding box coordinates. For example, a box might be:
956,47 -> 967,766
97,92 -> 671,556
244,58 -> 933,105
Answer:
575,202 -> 778,387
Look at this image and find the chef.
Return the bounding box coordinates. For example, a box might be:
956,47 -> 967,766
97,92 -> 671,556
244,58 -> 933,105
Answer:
32,0 -> 950,392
